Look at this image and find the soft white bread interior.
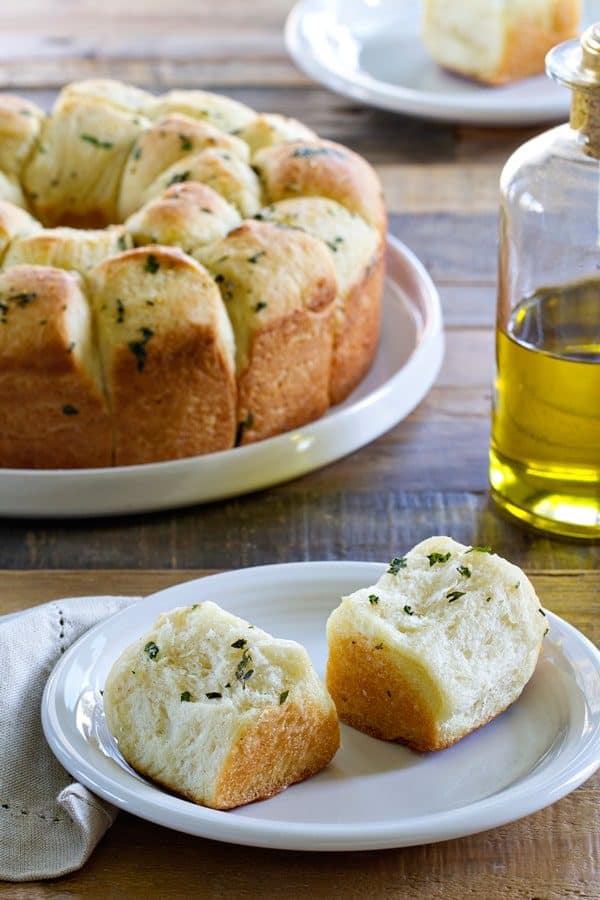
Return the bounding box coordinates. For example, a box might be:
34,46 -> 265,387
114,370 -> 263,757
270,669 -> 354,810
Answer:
0,95 -> 44,177
326,536 -> 547,751
88,245 -> 237,464
125,182 -> 241,253
196,220 -> 337,444
0,201 -> 41,263
238,113 -> 317,156
0,264 -> 112,468
0,173 -> 28,209
104,601 -> 340,809
422,0 -> 581,85
3,225 -> 130,274
259,197 -> 383,403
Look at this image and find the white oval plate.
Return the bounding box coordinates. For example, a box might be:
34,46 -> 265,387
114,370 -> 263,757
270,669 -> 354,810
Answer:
42,562 -> 600,852
0,235 -> 442,518
286,0 -> 600,125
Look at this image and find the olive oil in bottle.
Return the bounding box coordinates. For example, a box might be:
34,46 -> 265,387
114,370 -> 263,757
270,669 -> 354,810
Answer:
490,24 -> 600,538
490,280 -> 600,538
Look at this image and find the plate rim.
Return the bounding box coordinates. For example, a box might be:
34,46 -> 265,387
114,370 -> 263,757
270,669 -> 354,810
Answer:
284,0 -> 574,124
41,561 -> 600,852
0,234 -> 444,517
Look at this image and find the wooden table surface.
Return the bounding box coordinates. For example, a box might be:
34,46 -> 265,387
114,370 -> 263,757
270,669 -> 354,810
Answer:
0,2 -> 598,898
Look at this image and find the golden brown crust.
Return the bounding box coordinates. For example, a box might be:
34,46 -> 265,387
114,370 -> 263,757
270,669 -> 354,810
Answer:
89,246 -> 237,465
254,139 -> 386,233
213,702 -> 340,810
329,243 -> 384,405
488,4 -> 580,84
0,265 -> 112,468
326,634 -> 444,751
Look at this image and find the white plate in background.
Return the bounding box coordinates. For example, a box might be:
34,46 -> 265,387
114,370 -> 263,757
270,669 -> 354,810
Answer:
286,0 -> 600,124
0,235 -> 443,518
42,562 -> 600,852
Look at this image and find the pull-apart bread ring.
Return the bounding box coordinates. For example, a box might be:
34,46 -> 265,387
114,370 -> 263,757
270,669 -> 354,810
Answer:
0,80 -> 386,467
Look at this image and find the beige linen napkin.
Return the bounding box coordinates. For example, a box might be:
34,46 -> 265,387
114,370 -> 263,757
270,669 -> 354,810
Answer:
0,595 -> 137,882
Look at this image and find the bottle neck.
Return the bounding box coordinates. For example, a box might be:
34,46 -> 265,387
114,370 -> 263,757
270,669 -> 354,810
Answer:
571,88 -> 600,158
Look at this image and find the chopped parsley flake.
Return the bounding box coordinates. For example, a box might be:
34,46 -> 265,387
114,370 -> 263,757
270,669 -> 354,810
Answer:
247,251 -> 266,264
117,235 -> 127,251
427,552 -> 451,566
446,590 -> 465,603
179,133 -> 193,152
181,691 -> 192,702
132,146 -> 142,161
254,300 -> 268,312
144,640 -> 159,660
467,545 -> 494,554
403,605 -> 413,615
115,298 -> 125,323
485,596 -> 491,602
235,648 -> 253,686
128,327 -> 154,372
457,565 -> 471,578
514,582 -> 520,590
231,638 -> 247,649
80,133 -> 114,150
62,404 -> 78,416
538,608 -> 546,617
544,627 -> 549,637
205,692 -> 222,700
368,594 -> 379,605
167,170 -> 190,186
191,604 -> 199,609
144,254 -> 160,274
388,556 -> 407,575
326,236 -> 344,253
291,147 -> 343,158
375,643 -> 384,650
279,690 -> 289,705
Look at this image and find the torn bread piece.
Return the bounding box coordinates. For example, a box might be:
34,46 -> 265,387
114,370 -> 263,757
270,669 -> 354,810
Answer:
326,536 -> 546,751
104,601 -> 340,809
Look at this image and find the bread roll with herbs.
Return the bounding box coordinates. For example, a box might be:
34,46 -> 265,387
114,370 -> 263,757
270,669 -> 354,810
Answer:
196,220 -> 337,444
145,89 -> 256,134
3,225 -> 130,274
0,265 -> 111,468
118,114 -> 249,220
259,197 -> 383,403
0,95 -> 44,177
88,246 -> 236,464
254,139 -> 387,232
60,78 -> 153,114
125,182 -> 240,253
24,92 -> 149,227
139,147 -> 261,218
422,0 -> 580,85
238,113 -> 317,156
0,201 -> 41,263
104,601 -> 340,809
326,537 -> 547,751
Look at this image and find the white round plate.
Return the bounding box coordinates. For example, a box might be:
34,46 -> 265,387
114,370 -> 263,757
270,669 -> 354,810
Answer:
0,235 -> 442,518
42,562 -> 600,852
286,0 -> 600,125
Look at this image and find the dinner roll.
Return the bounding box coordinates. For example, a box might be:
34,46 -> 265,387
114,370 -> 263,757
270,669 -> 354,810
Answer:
3,225 -> 129,274
422,0 -> 580,84
254,139 -> 387,232
104,601 -> 340,809
0,95 -> 44,177
24,92 -> 148,227
259,197 -> 383,403
118,114 -> 249,220
196,220 -> 337,444
238,113 -> 317,156
145,89 -> 256,134
0,201 -> 41,263
88,246 -> 236,464
326,537 -> 547,751
0,265 -> 111,468
60,78 -> 153,114
139,147 -> 261,218
125,182 -> 240,253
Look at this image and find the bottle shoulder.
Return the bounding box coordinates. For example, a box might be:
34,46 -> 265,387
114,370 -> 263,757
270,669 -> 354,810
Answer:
500,124 -> 600,202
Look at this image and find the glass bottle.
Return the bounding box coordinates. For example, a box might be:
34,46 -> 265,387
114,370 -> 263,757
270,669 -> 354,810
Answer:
490,23 -> 600,539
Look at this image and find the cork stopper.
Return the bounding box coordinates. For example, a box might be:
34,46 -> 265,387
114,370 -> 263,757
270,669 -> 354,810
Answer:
547,24 -> 600,157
